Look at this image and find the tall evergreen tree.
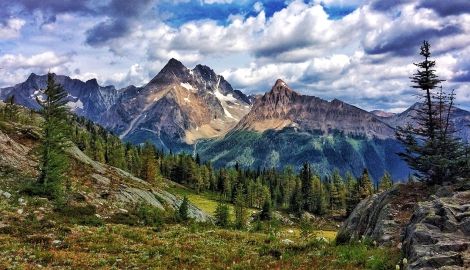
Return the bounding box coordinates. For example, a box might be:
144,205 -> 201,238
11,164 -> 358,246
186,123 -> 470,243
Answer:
396,40 -> 469,184
358,168 -> 373,199
215,199 -> 230,228
300,162 -> 314,212
234,183 -> 247,230
35,73 -> 70,202
141,140 -> 159,184
179,195 -> 190,221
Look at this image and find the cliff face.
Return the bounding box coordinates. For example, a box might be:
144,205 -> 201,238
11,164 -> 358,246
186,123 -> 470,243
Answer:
233,79 -> 395,139
338,182 -> 470,269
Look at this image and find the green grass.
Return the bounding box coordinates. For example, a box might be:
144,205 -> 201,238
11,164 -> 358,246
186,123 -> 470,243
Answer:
166,186 -> 224,216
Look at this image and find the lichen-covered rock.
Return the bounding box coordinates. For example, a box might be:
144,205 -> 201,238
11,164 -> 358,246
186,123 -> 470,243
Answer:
338,183 -> 424,247
400,186 -> 470,270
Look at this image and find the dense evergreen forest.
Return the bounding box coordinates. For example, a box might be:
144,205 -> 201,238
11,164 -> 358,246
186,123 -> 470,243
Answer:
61,113 -> 399,217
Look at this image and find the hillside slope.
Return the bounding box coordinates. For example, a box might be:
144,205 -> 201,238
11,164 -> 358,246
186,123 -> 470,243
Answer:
0,119 -> 213,222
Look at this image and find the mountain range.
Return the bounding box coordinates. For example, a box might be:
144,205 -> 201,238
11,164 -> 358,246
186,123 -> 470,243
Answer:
2,58 -> 470,181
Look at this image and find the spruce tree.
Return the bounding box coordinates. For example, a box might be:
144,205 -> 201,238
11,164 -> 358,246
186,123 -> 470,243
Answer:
380,171 -> 392,190
358,168 -> 373,199
300,162 -> 314,212
179,195 -> 190,221
35,73 -> 70,202
234,183 -> 247,229
345,172 -> 360,217
396,40 -> 469,184
259,199 -> 272,221
215,199 -> 230,228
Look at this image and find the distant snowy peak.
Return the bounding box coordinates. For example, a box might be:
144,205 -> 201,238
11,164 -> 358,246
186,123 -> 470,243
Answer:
0,73 -> 120,122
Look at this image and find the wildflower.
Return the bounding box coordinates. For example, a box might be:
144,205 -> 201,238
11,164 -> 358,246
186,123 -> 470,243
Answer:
396,265 -> 400,270
403,258 -> 408,265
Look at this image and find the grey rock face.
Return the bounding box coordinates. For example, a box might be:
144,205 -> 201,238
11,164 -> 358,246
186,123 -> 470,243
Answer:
338,183 -> 470,270
400,185 -> 470,269
338,184 -> 408,247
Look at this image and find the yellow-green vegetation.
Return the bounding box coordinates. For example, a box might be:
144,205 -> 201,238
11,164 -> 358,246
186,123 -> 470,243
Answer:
0,217 -> 399,269
166,186 -> 223,216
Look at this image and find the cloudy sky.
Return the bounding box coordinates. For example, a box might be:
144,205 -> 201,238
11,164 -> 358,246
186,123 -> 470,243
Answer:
1,0 -> 470,112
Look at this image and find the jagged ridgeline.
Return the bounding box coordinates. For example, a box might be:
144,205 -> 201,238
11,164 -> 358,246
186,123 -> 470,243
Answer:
5,59 -> 470,181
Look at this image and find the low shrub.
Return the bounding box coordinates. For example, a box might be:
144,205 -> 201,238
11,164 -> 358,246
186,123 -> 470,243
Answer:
109,212 -> 139,226
335,231 -> 352,246
59,204 -> 96,217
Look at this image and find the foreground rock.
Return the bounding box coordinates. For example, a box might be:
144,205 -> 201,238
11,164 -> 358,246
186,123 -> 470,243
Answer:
400,184 -> 470,269
338,182 -> 470,269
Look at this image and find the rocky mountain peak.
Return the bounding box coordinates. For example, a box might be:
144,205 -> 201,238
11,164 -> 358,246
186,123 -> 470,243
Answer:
85,78 -> 99,87
193,64 -> 217,81
259,79 -> 300,107
149,58 -> 190,85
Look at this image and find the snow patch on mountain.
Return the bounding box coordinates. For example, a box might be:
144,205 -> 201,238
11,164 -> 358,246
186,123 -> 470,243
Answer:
180,82 -> 194,91
68,99 -> 84,110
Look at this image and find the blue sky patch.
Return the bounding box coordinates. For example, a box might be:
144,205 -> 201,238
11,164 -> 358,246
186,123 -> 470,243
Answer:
157,0 -> 288,27
321,4 -> 357,20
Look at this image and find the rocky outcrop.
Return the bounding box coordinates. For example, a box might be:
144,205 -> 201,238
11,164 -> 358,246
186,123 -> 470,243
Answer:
0,128 -> 36,173
338,182 -> 470,270
68,143 -> 215,223
400,184 -> 470,269
339,183 -> 427,247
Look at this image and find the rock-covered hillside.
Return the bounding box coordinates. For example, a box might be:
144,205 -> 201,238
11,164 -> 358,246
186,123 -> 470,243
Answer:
338,182 -> 470,269
0,119 -> 214,223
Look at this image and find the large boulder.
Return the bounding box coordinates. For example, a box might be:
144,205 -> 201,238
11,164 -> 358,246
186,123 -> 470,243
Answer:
400,185 -> 470,269
338,183 -> 428,247
338,182 -> 470,270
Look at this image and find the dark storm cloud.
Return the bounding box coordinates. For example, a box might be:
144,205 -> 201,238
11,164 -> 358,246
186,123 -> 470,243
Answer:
452,61 -> 470,83
13,0 -> 94,14
417,0 -> 470,17
1,0 -> 95,24
363,25 -> 462,57
253,39 -> 313,59
1,0 -> 157,46
85,19 -> 131,47
452,72 -> 470,83
369,0 -> 414,12
84,0 -> 157,47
